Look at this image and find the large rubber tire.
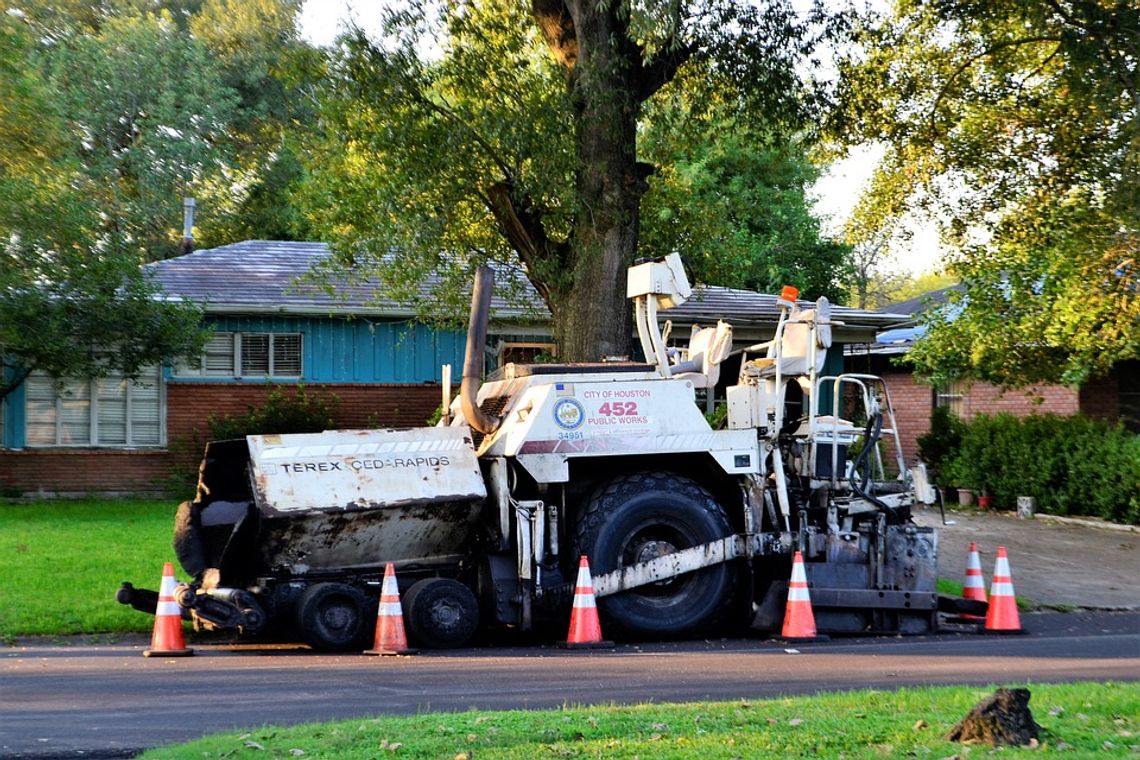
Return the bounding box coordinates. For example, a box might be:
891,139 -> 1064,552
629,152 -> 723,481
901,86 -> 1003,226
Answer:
295,582 -> 369,652
574,472 -> 735,639
402,578 -> 480,649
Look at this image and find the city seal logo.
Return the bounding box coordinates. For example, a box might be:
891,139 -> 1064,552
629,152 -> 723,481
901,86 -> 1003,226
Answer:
553,398 -> 585,430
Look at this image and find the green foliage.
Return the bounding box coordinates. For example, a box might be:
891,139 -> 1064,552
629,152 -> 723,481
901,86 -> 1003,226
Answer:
205,385 -> 339,440
142,683 -> 1140,759
833,1 -> 1139,387
1,16 -> 208,402
916,406 -> 965,482
3,1 -> 316,263
942,414 -> 1140,525
46,11 -> 241,260
300,0 -> 848,358
640,100 -> 851,301
0,498 -> 174,637
703,401 -> 727,429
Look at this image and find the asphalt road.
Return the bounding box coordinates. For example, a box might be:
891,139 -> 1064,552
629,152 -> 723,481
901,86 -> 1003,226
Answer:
2,611 -> 1138,759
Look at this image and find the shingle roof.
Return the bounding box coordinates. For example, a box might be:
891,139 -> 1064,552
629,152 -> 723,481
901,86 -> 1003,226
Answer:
145,240 -> 538,319
146,240 -> 906,339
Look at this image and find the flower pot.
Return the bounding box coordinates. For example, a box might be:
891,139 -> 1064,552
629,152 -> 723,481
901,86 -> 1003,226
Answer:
977,494 -> 994,510
957,488 -> 975,507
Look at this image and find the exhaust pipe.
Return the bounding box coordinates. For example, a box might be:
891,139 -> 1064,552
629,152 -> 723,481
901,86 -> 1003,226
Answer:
461,266 -> 502,435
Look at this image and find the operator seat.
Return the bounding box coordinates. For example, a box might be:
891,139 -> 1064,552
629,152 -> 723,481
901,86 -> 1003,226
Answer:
671,321 -> 734,388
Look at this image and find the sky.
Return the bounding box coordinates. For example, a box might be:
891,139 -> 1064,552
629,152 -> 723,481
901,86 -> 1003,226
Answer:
297,0 -> 945,276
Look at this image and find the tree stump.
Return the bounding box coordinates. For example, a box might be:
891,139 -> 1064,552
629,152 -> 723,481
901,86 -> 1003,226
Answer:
947,688 -> 1040,746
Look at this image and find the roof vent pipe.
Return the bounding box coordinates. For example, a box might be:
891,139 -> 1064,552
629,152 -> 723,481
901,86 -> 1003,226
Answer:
461,265 -> 502,436
180,197 -> 196,256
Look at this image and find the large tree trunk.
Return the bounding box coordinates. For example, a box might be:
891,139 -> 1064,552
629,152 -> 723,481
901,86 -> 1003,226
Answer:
537,1 -> 648,361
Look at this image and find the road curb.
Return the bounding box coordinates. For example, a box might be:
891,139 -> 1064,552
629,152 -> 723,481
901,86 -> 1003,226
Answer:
1032,513 -> 1139,533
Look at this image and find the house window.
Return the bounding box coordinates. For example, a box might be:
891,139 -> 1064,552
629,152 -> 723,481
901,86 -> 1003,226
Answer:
177,332 -> 302,378
24,367 -> 164,447
934,381 -> 967,417
499,342 -> 557,366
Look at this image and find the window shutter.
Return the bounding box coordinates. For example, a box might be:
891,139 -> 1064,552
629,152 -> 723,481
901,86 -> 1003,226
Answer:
25,374 -> 59,445
57,381 -> 91,445
204,333 -> 236,375
96,377 -> 127,445
241,334 -> 270,375
129,373 -> 161,445
272,334 -> 302,376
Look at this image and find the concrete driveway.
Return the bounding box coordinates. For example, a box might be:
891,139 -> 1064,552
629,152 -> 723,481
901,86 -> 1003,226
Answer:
913,506 -> 1139,610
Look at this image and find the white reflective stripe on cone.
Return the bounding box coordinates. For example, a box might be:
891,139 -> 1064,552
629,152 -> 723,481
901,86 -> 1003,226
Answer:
573,593 -> 596,609
788,583 -> 811,602
159,574 -> 177,595
156,600 -> 181,616
990,581 -> 1015,596
378,602 -> 403,616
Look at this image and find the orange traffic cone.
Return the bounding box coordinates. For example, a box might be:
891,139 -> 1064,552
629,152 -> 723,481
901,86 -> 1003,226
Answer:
960,541 -> 987,620
781,551 -> 826,642
365,563 -> 416,655
143,562 -> 193,657
983,546 -> 1024,634
560,556 -> 613,649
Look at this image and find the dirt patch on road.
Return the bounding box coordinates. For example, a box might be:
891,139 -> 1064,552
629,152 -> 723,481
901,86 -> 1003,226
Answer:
914,506 -> 1139,610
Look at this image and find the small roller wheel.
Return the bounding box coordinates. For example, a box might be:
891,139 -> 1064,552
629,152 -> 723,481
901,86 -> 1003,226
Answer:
295,582 -> 369,652
403,578 -> 479,649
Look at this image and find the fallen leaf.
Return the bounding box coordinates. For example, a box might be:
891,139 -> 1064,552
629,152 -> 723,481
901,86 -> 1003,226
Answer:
789,718 -> 803,727
243,741 -> 264,750
1049,706 -> 1064,717
474,716 -> 490,724
289,750 -> 305,757
454,753 -> 472,760
767,718 -> 778,726
652,722 -> 668,731
1077,713 -> 1090,722
466,734 -> 478,742
649,733 -> 662,741
914,719 -> 928,731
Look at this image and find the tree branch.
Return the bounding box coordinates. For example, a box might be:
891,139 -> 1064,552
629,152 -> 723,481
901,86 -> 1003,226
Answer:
531,0 -> 577,70
636,42 -> 695,103
928,36 -> 1062,136
486,181 -> 561,305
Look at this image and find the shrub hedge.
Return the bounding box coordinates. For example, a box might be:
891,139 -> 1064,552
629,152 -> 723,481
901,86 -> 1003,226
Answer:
940,412 -> 1140,525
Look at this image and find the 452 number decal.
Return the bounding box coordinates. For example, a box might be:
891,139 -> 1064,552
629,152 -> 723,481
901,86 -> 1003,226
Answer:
597,401 -> 639,416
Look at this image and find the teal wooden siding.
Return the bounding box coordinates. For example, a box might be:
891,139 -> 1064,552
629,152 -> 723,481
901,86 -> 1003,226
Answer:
181,316 -> 467,383
2,368 -> 26,448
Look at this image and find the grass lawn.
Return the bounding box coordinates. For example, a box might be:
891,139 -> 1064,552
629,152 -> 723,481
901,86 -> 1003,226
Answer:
0,497 -> 178,640
141,681 -> 1138,758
